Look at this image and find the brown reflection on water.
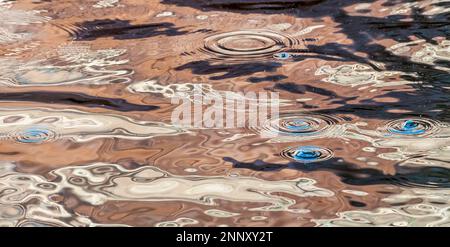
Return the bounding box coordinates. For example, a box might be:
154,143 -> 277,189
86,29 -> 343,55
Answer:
0,0 -> 449,226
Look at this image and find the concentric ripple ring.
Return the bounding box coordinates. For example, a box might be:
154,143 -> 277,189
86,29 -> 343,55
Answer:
201,30 -> 300,61
254,113 -> 343,139
281,146 -> 334,163
9,126 -> 59,144
380,118 -> 443,137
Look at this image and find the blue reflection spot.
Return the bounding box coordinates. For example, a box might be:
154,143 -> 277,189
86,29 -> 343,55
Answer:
391,120 -> 425,135
286,120 -> 310,131
403,120 -> 419,130
273,52 -> 291,60
292,146 -> 322,162
17,127 -> 52,143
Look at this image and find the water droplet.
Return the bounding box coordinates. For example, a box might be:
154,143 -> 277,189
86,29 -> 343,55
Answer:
381,118 -> 442,137
281,146 -> 334,163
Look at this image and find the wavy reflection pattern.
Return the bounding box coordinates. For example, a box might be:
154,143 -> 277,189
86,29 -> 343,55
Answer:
0,108 -> 185,143
0,162 -> 333,226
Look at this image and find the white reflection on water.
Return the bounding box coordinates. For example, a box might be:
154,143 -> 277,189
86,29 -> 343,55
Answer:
0,0 -> 50,45
0,44 -> 131,86
0,107 -> 185,142
0,162 -> 333,226
315,63 -> 419,87
314,188 -> 450,227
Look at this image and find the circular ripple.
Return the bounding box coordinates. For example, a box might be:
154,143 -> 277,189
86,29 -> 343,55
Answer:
201,30 -> 300,61
9,126 -> 59,144
273,52 -> 292,60
281,146 -> 334,163
380,118 -> 442,137
386,167 -> 450,188
255,114 -> 343,139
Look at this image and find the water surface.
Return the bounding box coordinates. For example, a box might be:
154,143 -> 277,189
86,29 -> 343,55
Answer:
0,0 -> 449,227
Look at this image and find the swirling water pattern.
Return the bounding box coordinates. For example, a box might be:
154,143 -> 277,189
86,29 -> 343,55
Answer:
0,44 -> 132,86
0,0 -> 449,227
0,108 -> 185,142
0,162 -> 333,226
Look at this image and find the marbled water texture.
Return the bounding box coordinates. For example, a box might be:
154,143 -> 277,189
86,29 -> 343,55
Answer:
0,0 -> 449,226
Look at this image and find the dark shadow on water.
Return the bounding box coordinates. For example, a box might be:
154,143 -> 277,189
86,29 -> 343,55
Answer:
175,60 -> 282,80
224,157 -> 450,188
274,82 -> 357,102
162,0 -> 325,13
248,75 -> 287,83
62,19 -> 188,40
0,91 -> 159,112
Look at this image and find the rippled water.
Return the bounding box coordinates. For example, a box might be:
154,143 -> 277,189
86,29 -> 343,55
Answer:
0,0 -> 449,227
